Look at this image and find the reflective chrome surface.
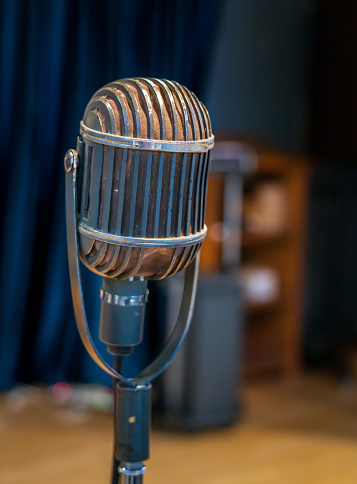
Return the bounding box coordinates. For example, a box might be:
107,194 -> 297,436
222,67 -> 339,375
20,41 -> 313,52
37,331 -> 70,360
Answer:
100,288 -> 149,306
80,121 -> 214,153
119,463 -> 146,484
78,222 -> 207,247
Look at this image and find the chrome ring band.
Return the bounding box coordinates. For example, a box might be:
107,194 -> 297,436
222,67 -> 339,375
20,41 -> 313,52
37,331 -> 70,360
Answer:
100,289 -> 149,306
78,223 -> 207,248
118,465 -> 146,477
80,122 -> 214,153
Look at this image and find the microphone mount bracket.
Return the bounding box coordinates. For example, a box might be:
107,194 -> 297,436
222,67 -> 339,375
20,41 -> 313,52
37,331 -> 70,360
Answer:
65,148 -> 200,388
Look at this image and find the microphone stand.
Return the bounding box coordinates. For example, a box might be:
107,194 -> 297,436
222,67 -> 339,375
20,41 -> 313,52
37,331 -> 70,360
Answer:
65,149 -> 200,484
99,276 -> 151,484
111,356 -> 123,484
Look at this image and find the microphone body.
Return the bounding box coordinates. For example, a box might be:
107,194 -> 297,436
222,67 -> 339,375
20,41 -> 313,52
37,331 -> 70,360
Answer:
73,78 -> 213,354
77,78 -> 213,280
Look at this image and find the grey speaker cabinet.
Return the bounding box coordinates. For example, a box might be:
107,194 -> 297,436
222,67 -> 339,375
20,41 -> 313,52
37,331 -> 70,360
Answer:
153,273 -> 242,432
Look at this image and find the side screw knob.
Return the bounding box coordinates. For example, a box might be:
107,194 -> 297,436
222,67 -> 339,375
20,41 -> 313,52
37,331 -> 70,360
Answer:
64,149 -> 79,172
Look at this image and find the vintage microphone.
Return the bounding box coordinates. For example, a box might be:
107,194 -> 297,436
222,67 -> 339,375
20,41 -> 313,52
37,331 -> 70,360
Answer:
64,78 -> 214,483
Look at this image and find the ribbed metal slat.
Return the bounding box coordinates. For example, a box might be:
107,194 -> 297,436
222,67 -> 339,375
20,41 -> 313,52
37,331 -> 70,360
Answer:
153,152 -> 164,238
78,77 -> 213,279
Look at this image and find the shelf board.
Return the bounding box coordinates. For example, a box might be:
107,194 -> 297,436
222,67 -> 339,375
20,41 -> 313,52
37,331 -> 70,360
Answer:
241,230 -> 288,248
244,355 -> 283,376
244,299 -> 282,316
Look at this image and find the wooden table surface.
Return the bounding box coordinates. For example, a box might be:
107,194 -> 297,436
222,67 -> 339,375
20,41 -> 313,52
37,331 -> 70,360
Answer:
1,375 -> 357,484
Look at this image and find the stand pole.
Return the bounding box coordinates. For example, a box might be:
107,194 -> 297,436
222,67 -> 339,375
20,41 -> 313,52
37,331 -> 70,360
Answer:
111,356 -> 124,484
114,382 -> 151,484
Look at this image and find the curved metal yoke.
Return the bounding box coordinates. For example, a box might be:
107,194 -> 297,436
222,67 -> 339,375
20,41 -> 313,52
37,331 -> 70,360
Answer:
65,149 -> 199,387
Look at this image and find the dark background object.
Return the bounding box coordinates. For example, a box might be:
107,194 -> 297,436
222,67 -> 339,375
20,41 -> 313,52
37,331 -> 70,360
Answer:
304,0 -> 357,369
205,0 -> 314,153
310,0 -> 357,159
303,161 -> 357,369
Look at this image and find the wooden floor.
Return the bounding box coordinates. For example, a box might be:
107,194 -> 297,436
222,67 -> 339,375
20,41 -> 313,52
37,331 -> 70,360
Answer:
1,374 -> 357,484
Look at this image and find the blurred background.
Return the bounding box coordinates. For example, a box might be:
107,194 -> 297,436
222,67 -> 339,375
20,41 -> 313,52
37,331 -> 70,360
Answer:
1,0 -> 357,483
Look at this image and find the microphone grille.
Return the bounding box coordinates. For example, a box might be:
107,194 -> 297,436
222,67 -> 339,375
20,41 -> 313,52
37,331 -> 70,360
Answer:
83,78 -> 212,143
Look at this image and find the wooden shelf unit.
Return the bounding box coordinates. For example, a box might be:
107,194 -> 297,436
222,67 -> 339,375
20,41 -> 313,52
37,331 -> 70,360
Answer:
244,148 -> 310,377
200,140 -> 311,377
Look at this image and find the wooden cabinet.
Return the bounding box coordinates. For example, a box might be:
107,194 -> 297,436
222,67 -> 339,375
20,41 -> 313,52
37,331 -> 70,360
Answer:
200,141 -> 311,377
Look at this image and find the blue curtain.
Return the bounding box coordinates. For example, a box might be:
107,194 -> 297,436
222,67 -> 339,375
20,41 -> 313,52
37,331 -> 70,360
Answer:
0,0 -> 223,390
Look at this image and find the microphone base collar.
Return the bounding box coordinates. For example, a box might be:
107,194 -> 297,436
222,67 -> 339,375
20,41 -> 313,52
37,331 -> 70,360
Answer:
100,278 -> 148,350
